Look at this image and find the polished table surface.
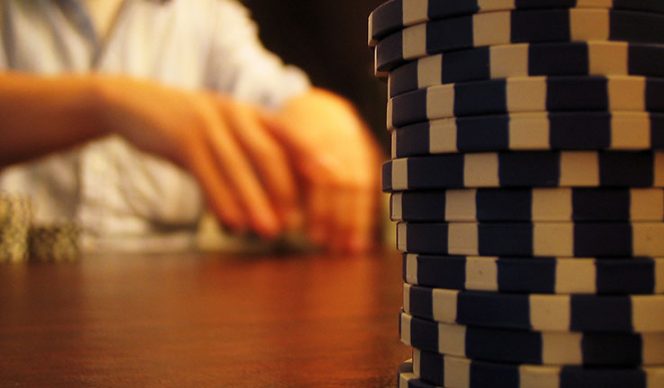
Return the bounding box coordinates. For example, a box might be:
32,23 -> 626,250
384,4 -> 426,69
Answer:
0,251 -> 409,387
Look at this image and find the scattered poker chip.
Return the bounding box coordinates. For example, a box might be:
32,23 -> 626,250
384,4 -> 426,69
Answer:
387,42 -> 664,96
400,312 -> 664,366
0,194 -> 32,263
388,76 -> 664,128
391,112 -> 664,157
402,283 -> 664,332
383,152 -> 664,191
397,222 -> 664,257
29,223 -> 81,262
390,188 -> 664,222
374,9 -> 664,72
403,254 -> 664,295
410,349 -> 664,388
369,0 -> 664,45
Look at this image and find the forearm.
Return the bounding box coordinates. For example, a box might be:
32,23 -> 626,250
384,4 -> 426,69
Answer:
0,72 -> 106,167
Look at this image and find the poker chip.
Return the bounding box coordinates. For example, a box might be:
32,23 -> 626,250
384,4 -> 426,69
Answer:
398,360 -> 428,388
397,222 -> 664,257
402,283 -> 664,333
391,112 -> 664,157
369,0 -> 664,45
390,188 -> 664,222
383,152 -> 664,191
0,194 -> 32,263
387,42 -> 664,96
400,312 -> 664,366
388,76 -> 664,128
29,223 -> 81,262
403,254 -> 664,295
410,349 -> 664,388
374,9 -> 664,71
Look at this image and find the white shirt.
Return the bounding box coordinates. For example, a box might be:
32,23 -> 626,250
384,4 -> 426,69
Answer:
0,0 -> 310,252
81,0 -> 125,39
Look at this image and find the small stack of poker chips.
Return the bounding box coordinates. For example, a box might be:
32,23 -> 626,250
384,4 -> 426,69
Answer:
0,193 -> 81,263
29,223 -> 81,262
0,194 -> 32,262
369,1 -> 664,387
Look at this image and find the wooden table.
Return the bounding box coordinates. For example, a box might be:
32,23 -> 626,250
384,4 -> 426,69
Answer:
0,251 -> 409,387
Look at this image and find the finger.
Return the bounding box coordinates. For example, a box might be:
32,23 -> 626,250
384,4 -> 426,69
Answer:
257,112 -> 311,162
183,138 -> 247,232
203,111 -> 282,239
328,182 -> 375,254
346,187 -> 376,254
346,136 -> 383,252
329,186 -> 354,252
217,101 -> 301,229
305,181 -> 330,247
319,184 -> 341,252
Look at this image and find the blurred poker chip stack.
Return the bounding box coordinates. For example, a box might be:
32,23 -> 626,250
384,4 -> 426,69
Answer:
29,223 -> 81,262
0,193 -> 32,262
369,1 -> 664,387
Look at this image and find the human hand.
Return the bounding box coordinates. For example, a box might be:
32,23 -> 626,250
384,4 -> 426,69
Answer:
264,89 -> 382,253
95,76 -> 299,238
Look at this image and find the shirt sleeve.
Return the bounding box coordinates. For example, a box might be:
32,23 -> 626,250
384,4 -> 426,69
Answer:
204,0 -> 311,108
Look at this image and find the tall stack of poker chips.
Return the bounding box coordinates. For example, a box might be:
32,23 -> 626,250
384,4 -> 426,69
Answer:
369,1 -> 664,387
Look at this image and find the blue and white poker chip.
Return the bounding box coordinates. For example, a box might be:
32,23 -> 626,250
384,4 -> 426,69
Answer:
375,9 -> 664,71
403,283 -> 664,332
403,254 -> 664,294
390,188 -> 664,222
383,152 -> 664,191
387,42 -> 664,96
405,350 -> 664,388
397,222 -> 664,257
400,312 -> 664,365
369,0 -> 664,45
388,76 -> 664,128
391,112 -> 664,157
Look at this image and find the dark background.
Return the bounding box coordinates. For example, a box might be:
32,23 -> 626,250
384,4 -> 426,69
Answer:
242,0 -> 389,150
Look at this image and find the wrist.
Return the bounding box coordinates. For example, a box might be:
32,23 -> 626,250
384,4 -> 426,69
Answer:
83,74 -> 114,136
